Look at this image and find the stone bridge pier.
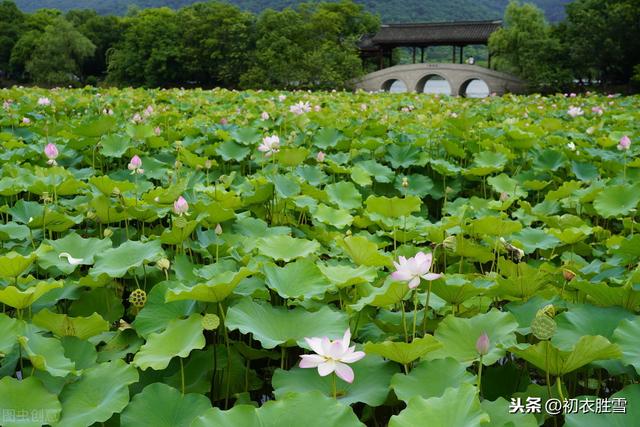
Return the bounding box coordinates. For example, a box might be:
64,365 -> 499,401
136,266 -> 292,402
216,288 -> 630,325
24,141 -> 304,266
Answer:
355,63 -> 526,96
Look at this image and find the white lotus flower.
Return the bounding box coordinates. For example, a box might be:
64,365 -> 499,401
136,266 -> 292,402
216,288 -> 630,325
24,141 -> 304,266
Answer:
299,329 -> 365,383
391,252 -> 442,289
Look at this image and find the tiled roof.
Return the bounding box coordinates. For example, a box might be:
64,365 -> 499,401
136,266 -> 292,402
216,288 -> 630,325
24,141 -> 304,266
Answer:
369,20 -> 502,46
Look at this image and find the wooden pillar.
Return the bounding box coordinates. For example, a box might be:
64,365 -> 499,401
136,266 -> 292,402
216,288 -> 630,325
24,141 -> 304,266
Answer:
420,47 -> 424,63
452,46 -> 456,63
412,47 -> 416,64
460,45 -> 464,64
378,49 -> 383,70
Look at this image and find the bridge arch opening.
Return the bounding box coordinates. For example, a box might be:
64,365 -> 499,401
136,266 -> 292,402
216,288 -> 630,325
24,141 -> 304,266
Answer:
416,74 -> 452,95
460,78 -> 490,98
381,79 -> 408,93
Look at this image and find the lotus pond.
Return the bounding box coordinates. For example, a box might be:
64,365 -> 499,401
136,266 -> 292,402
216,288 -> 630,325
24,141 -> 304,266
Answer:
0,87 -> 639,426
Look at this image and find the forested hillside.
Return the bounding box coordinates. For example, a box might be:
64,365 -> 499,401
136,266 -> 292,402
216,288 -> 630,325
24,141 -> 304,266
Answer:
13,0 -> 571,21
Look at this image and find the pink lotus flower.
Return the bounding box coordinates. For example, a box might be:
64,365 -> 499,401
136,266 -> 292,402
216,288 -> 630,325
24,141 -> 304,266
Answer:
391,252 -> 442,289
290,101 -> 311,115
278,94 -> 287,102
261,111 -> 270,120
591,106 -> 603,115
360,103 -> 368,111
316,151 -> 325,162
37,97 -> 51,106
299,329 -> 365,383
173,196 -> 189,215
314,105 -> 321,112
220,118 -> 228,125
618,135 -> 631,151
132,113 -> 143,124
258,135 -> 280,157
22,117 -> 31,125
128,155 -> 143,174
567,106 -> 584,118
2,100 -> 12,110
44,143 -> 58,165
154,126 -> 162,136
476,332 -> 490,356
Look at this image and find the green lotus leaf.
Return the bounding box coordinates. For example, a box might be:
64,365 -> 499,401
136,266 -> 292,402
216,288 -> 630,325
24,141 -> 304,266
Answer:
612,317 -> 640,375
317,263 -> 378,288
231,126 -> 261,145
509,336 -> 622,376
390,358 -> 475,402
552,304 -> 635,351
364,335 -> 442,365
99,134 -> 131,157
337,235 -> 393,267
0,280 -> 63,309
481,397 -> 538,427
226,298 -> 348,349
0,222 -> 30,241
487,173 -> 528,198
389,384 -> 489,427
133,281 -> 200,337
466,216 -> 522,236
19,325 -> 76,377
312,204 -> 353,229
74,115 -> 116,137
564,384 -> 639,426
365,195 -> 421,218
89,175 -> 135,196
263,259 -> 332,299
512,227 -> 561,254
430,275 -> 492,305
426,309 -> 519,365
0,251 -> 36,278
593,184 -> 640,218
120,383 -> 212,427
256,235 -> 320,262
356,160 -> 394,183
570,280 -> 640,311
394,174 -> 434,197
350,278 -> 410,310
32,309 -> 109,340
216,140 -> 251,161
90,239 -> 163,278
55,360 -> 138,427
193,391 -> 364,427
0,314 -> 20,355
0,376 -> 61,427
165,267 -> 253,303
350,164 -> 372,186
37,233 -> 112,273
69,287 -> 124,323
465,151 -> 508,176
60,336 -> 98,370
325,182 -> 362,210
160,220 -> 199,245
272,174 -> 301,198
96,329 -> 144,363
313,127 -> 343,149
133,314 -> 206,370
273,354 -> 397,406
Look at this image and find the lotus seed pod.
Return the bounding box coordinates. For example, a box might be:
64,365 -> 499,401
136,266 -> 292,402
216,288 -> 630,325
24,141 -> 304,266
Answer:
103,228 -> 113,238
112,187 -> 121,196
86,210 -> 96,220
537,304 -> 556,318
157,258 -> 170,271
128,289 -> 147,308
531,314 -> 557,340
402,177 -> 409,188
202,313 -> 220,331
442,235 -> 457,251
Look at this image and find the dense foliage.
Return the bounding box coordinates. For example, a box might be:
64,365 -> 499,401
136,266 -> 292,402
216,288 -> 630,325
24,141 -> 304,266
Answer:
489,0 -> 640,91
0,87 -> 639,426
12,0 -> 570,22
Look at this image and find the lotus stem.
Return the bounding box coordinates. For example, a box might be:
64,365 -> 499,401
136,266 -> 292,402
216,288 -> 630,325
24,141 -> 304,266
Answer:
556,375 -> 565,402
477,355 -> 483,399
180,357 -> 185,396
411,289 -> 419,341
400,301 -> 408,343
422,281 -> 432,335
332,373 -> 337,399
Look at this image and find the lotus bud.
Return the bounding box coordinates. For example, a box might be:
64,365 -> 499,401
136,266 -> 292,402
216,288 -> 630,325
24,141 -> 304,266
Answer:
215,223 -> 223,235
442,235 -> 457,250
402,177 -> 409,188
205,159 -> 213,169
562,269 -> 576,281
44,143 -> 58,160
103,228 -> 113,238
618,135 -> 631,151
175,160 -> 182,169
316,151 -> 325,162
475,332 -> 490,356
128,155 -> 142,171
499,192 -> 509,201
346,229 -> 352,237
261,111 -> 269,120
86,210 -> 96,220
173,196 -> 189,216
157,258 -> 170,271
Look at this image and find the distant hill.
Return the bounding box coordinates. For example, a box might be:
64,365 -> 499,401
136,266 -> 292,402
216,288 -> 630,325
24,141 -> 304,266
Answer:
12,0 -> 571,22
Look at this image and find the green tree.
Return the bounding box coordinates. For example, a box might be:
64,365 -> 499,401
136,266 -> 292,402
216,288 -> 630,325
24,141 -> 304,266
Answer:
0,0 -> 24,77
177,2 -> 254,88
66,10 -> 124,81
557,0 -> 640,85
489,0 -> 571,91
241,0 -> 379,90
107,7 -> 182,87
25,17 -> 95,86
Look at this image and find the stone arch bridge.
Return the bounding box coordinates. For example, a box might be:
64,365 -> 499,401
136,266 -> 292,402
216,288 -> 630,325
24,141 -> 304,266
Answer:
355,63 -> 526,96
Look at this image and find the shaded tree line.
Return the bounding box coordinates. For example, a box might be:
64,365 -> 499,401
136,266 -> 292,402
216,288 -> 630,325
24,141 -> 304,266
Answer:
489,0 -> 640,91
0,0 -> 379,89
